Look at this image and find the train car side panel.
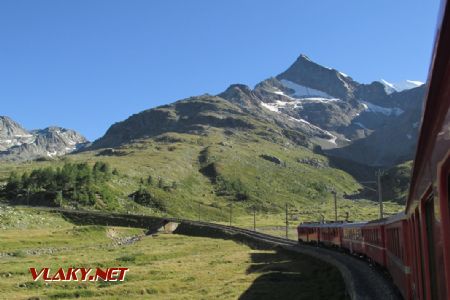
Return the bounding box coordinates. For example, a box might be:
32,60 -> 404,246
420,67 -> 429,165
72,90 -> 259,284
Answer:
385,219 -> 411,299
362,224 -> 386,267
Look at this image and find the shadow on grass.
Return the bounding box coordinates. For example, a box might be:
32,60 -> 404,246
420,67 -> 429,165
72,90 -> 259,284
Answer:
173,221 -> 348,299
239,250 -> 348,300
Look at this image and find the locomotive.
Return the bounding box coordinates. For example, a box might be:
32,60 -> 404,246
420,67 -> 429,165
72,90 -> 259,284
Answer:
297,1 -> 450,299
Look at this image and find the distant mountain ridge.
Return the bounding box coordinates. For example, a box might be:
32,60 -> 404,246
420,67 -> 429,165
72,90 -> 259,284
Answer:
90,54 -> 424,167
3,54 -> 424,167
0,116 -> 89,161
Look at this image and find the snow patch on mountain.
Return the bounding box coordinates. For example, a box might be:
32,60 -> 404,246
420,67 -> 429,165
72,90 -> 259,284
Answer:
287,115 -> 338,145
361,101 -> 404,116
260,101 -> 281,112
280,79 -> 333,99
301,97 -> 341,103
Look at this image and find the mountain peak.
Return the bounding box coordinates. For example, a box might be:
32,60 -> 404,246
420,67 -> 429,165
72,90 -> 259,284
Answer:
0,115 -> 30,139
218,84 -> 261,107
0,115 -> 21,127
298,54 -> 312,62
0,116 -> 89,161
277,54 -> 357,100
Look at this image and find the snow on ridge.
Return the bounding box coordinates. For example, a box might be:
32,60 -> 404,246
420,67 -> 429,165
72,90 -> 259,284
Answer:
339,71 -> 349,78
380,79 -> 396,94
406,80 -> 424,86
393,80 -> 424,92
280,79 -> 333,99
300,54 -> 312,62
379,79 -> 424,94
361,101 -> 404,116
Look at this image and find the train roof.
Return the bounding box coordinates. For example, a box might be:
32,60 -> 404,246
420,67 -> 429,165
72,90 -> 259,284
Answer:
362,212 -> 406,226
383,212 -> 406,224
340,222 -> 368,228
298,221 -> 367,228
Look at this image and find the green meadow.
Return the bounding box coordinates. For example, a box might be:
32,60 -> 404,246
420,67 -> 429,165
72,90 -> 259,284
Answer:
0,206 -> 346,300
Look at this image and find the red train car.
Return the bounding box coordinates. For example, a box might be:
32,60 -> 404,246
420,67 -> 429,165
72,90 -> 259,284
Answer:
297,223 -> 320,243
319,223 -> 342,247
297,223 -> 343,246
384,214 -> 411,299
362,220 -> 386,267
341,222 -> 367,255
404,0 -> 450,299
298,2 -> 450,298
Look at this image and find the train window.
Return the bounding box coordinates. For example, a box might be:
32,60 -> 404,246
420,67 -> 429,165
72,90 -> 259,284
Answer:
386,227 -> 402,259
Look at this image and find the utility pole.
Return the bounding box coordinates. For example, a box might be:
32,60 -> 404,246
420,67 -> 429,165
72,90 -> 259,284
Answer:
253,206 -> 256,231
332,190 -> 337,222
376,170 -> 384,219
285,203 -> 288,239
229,203 -> 232,226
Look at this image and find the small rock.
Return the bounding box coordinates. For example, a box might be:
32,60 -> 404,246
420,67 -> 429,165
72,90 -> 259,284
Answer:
259,154 -> 283,165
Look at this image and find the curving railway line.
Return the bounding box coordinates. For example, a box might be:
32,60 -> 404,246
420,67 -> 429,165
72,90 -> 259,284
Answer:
55,208 -> 401,299
179,219 -> 401,300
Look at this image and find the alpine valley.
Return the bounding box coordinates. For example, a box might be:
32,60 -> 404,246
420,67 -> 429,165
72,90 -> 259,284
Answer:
0,54 -> 424,221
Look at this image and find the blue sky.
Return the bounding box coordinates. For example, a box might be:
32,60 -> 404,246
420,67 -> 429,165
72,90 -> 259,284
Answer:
0,0 -> 440,140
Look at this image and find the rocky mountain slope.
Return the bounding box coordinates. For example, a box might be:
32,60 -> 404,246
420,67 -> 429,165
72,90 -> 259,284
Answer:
0,116 -> 89,161
91,54 -> 424,167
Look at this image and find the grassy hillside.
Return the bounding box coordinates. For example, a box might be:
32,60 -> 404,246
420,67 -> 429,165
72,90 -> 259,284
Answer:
381,160 -> 413,204
0,125 -> 403,222
0,206 -> 346,299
